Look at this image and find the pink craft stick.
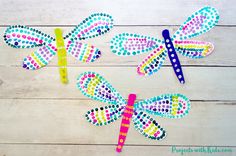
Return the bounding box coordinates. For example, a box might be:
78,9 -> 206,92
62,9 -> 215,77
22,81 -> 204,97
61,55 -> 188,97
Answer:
116,94 -> 136,153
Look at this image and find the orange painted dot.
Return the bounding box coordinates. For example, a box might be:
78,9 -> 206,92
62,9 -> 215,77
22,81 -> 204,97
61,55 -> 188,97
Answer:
120,139 -> 123,143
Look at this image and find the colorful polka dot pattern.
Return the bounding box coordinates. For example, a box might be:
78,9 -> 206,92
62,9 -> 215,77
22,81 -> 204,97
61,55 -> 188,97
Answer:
173,6 -> 219,40
77,72 -> 191,141
4,25 -> 54,49
137,45 -> 167,76
67,41 -> 101,62
135,94 -> 190,119
109,6 -> 219,83
65,13 -> 113,41
174,40 -> 214,59
77,71 -> 126,105
23,45 -> 56,70
85,105 -> 125,126
132,110 -> 166,140
4,13 -> 113,70
4,25 -> 57,70
110,33 -> 161,56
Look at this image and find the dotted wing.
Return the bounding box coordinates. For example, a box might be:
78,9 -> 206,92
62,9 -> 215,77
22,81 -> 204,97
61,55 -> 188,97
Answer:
4,25 -> 54,48
65,13 -> 113,41
110,33 -> 161,56
132,110 -> 166,140
22,45 -> 56,70
137,44 -> 167,76
173,6 -> 219,40
66,41 -> 101,62
77,71 -> 126,105
85,105 -> 125,126
174,40 -> 214,59
134,94 -> 190,119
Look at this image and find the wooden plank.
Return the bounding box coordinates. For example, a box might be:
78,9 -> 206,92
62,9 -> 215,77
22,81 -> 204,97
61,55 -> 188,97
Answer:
1,26 -> 235,67
0,66 -> 235,100
0,0 -> 234,25
0,99 -> 235,146
0,144 -> 235,156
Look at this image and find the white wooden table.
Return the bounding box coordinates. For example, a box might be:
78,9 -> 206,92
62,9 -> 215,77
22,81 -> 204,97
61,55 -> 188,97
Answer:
0,0 -> 235,155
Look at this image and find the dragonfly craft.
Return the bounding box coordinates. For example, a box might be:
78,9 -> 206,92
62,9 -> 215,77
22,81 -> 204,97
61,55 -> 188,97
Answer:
77,71 -> 191,152
110,6 -> 219,84
3,13 -> 113,84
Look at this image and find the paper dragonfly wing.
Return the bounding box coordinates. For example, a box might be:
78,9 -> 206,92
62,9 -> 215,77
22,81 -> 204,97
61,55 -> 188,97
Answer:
137,45 -> 167,76
66,41 -> 101,62
77,72 -> 126,105
173,6 -> 219,40
135,94 -> 190,119
110,33 -> 161,56
174,40 -> 214,59
65,13 -> 113,41
132,110 -> 166,140
22,45 -> 56,70
85,105 -> 125,126
4,25 -> 54,48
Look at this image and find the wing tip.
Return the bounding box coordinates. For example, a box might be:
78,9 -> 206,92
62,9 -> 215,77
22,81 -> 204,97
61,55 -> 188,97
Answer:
137,66 -> 147,76
22,58 -> 41,70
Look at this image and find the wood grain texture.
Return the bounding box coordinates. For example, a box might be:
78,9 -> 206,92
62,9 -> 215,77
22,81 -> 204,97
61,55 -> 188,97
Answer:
0,0 -> 235,25
0,67 -> 235,100
0,0 -> 235,155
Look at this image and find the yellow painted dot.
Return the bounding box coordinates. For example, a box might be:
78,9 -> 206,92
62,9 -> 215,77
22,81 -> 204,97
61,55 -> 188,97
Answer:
120,139 -> 123,143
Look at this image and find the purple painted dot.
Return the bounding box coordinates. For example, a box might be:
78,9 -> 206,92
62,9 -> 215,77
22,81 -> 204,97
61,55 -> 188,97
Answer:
97,29 -> 101,34
23,64 -> 27,68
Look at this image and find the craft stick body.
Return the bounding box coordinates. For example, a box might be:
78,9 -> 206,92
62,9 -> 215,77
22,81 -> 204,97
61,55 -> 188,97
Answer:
55,28 -> 68,84
116,94 -> 136,152
110,6 -> 219,84
77,72 -> 191,152
162,29 -> 185,84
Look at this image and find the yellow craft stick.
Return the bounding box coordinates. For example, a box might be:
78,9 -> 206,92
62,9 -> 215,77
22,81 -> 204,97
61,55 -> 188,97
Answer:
54,28 -> 68,84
